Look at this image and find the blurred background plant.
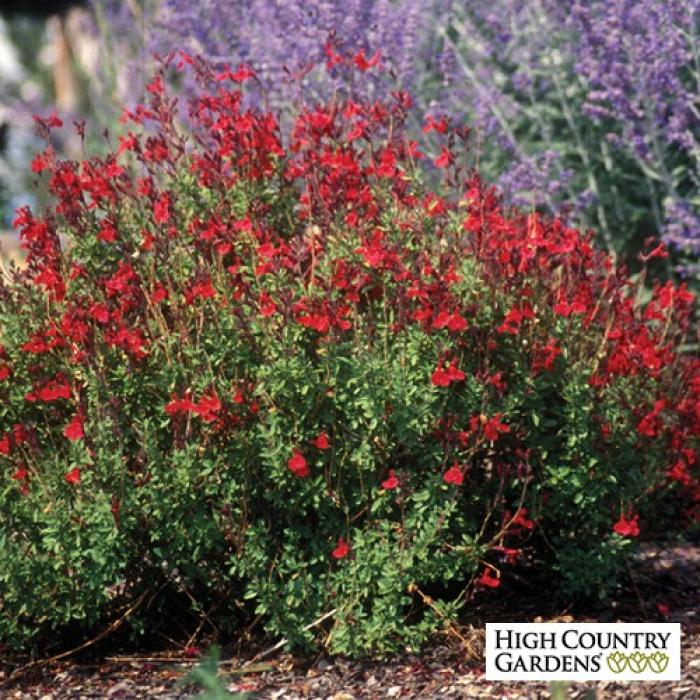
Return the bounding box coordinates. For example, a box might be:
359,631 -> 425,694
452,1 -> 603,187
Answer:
436,0 -> 700,280
1,0 -> 699,281
178,646 -> 249,700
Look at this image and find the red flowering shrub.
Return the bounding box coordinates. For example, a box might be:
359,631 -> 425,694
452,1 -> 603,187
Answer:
0,53 -> 698,656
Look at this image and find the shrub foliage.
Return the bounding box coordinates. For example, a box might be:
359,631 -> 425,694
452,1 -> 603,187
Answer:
1,54 -> 698,656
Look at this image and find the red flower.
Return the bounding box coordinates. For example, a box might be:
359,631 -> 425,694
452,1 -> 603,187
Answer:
63,413 -> 84,441
25,375 -> 71,403
376,147 -> 397,178
476,567 -> 500,589
431,358 -> 465,387
31,150 -> 52,173
511,508 -> 534,530
331,536 -> 350,559
640,243 -> 668,262
434,146 -> 453,169
39,111 -> 63,129
154,193 -> 171,224
165,393 -> 195,416
423,116 -> 448,134
353,49 -> 380,72
185,277 -> 216,303
258,292 -> 277,317
497,304 -> 535,334
151,284 -> 169,303
432,311 -> 468,332
483,415 -> 510,442
485,372 -> 506,392
324,40 -> 344,70
193,392 -> 222,422
431,366 -> 450,386
141,229 -> 155,250
312,432 -> 330,450
297,313 -> 330,334
97,220 -> 118,243
64,467 -> 81,485
667,459 -> 691,486
0,365 -> 11,381
637,400 -> 666,437
287,450 -> 309,478
443,463 -> 464,486
89,302 -> 110,324
381,469 -> 400,490
215,64 -> 256,83
613,512 -> 640,537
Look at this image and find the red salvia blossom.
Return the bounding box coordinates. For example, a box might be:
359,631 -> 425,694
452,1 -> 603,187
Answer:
151,283 -> 168,303
433,146 -> 453,169
431,358 -> 465,387
381,469 -> 400,490
443,463 -> 464,486
12,467 -> 29,481
637,399 -> 666,438
312,432 -> 330,450
476,567 -> 501,589
193,392 -> 222,423
331,536 -> 351,559
25,374 -> 71,403
153,193 -> 171,224
185,277 -> 216,304
511,508 -> 534,530
89,302 -> 110,324
432,310 -> 468,332
258,292 -> 277,317
497,303 -> 535,335
215,63 -> 256,83
423,116 -> 448,134
97,220 -> 118,243
165,393 -> 195,416
613,512 -> 640,537
64,467 -> 81,485
483,415 -> 511,442
668,459 -> 692,486
63,414 -> 84,442
353,49 -> 381,72
287,451 -> 309,478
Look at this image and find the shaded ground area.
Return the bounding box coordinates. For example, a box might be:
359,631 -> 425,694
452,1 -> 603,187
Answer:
1,543 -> 698,699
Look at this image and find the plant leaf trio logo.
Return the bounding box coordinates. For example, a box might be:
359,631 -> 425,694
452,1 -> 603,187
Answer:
606,650 -> 670,674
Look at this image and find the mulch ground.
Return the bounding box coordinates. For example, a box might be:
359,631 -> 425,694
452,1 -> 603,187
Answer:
1,543 -> 698,699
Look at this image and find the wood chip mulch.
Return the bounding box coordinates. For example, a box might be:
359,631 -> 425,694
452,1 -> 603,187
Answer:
1,543 -> 698,699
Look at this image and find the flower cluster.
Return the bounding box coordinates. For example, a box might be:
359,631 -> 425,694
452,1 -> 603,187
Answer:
0,54 -> 697,655
88,0 -> 700,278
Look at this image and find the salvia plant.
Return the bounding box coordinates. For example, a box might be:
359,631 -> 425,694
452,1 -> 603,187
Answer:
0,52 -> 698,657
91,0 -> 700,278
